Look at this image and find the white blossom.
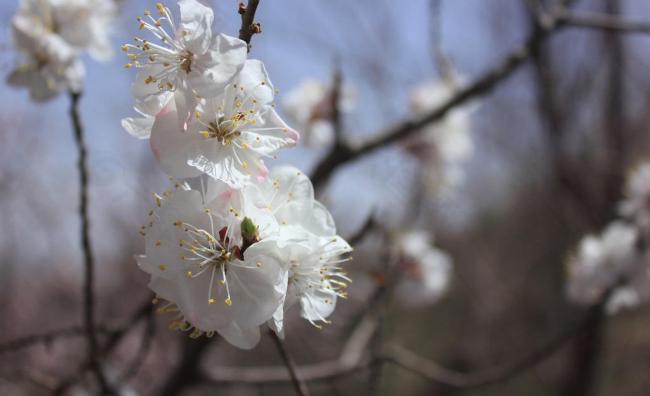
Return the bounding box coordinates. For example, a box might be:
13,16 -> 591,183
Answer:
137,178 -> 287,349
7,3 -> 85,101
149,60 -> 299,186
620,162 -> 650,235
393,230 -> 452,307
406,79 -> 474,194
566,221 -> 639,306
246,166 -> 352,333
122,0 -> 247,105
282,78 -> 356,148
14,0 -> 115,59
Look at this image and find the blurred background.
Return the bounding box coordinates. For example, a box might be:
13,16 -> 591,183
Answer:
2,0 -> 650,394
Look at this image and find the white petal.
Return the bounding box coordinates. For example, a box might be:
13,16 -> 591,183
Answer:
179,0 -> 214,54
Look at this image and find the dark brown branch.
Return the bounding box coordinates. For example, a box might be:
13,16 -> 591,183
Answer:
0,326 -> 113,355
116,310 -> 156,384
158,337 -> 213,396
559,10 -> 650,34
310,8 -> 562,188
310,6 -> 650,189
69,91 -> 111,394
269,330 -> 311,396
201,286 -> 611,388
238,0 -> 261,50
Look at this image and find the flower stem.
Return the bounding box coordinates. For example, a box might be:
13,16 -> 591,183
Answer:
269,330 -> 310,396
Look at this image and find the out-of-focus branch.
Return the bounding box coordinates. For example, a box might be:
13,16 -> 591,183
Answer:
310,4 -> 563,188
0,325 -> 113,355
101,295 -> 155,355
330,65 -> 343,141
53,296 -> 155,395
310,5 -> 650,189
69,91 -> 111,394
116,308 -> 156,384
202,285 -> 613,388
347,214 -> 376,246
269,330 -> 311,396
429,0 -> 455,85
158,337 -> 213,396
559,10 -> 650,34
238,0 -> 261,50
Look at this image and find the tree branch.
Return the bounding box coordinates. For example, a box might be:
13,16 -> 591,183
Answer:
269,330 -> 311,396
238,0 -> 262,50
559,10 -> 650,33
69,91 -> 111,394
202,289 -> 610,388
310,6 -> 650,189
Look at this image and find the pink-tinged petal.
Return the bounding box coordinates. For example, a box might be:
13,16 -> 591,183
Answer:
150,100 -> 202,179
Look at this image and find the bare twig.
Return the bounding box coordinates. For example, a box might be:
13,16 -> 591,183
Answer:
238,0 -> 262,50
116,309 -> 156,384
310,9 -> 560,188
310,6 -> 650,189
158,337 -> 214,396
69,91 -> 111,394
269,330 -> 311,396
0,326 -> 113,355
559,10 -> 650,33
202,284 -> 612,388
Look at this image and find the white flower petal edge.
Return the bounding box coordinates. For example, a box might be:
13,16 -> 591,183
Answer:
150,60 -> 299,186
137,178 -> 287,348
7,12 -> 85,101
244,165 -> 352,333
122,0 -> 247,102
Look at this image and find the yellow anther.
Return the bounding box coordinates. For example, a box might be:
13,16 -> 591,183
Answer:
186,271 -> 192,278
124,63 -> 133,69
189,328 -> 201,338
208,298 -> 216,304
159,264 -> 167,271
144,10 -> 151,16
256,261 -> 262,268
156,3 -> 165,15
121,45 -> 128,52
200,130 -> 210,139
155,240 -> 162,246
224,297 -> 232,306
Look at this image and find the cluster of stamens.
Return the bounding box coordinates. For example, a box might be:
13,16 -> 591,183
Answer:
176,213 -> 242,307
122,3 -> 193,92
288,238 -> 352,327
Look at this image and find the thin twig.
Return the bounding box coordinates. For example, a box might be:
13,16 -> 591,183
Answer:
158,337 -> 213,396
310,9 -> 560,188
310,6 -> 650,189
69,91 -> 111,394
559,10 -> 650,33
202,291 -> 609,387
269,330 -> 311,396
0,326 -> 113,355
238,0 -> 262,50
116,309 -> 156,384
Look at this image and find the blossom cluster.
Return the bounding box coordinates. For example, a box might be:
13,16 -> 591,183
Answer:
567,163 -> 650,314
7,0 -> 116,101
404,78 -> 475,196
122,0 -> 352,349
